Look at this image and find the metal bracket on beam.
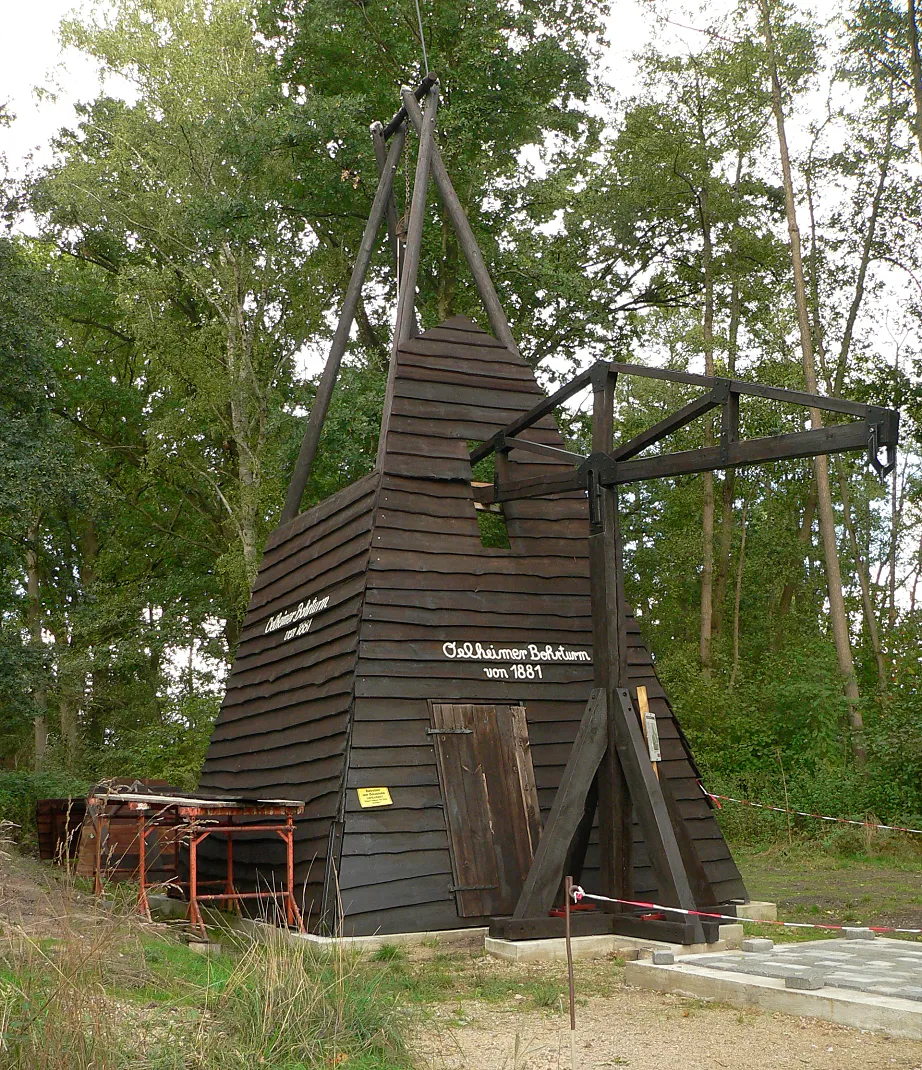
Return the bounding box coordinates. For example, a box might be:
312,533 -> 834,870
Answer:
867,407 -> 899,478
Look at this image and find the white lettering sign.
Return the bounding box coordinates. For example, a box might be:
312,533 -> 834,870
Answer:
265,595 -> 330,638
441,641 -> 591,663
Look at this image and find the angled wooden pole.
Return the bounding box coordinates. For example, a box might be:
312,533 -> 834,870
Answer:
512,689 -> 607,919
280,121 -> 408,525
371,120 -> 401,278
401,90 -> 520,355
394,83 -> 439,347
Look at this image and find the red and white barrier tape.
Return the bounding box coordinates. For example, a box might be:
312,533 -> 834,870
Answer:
698,783 -> 922,838
570,887 -> 922,937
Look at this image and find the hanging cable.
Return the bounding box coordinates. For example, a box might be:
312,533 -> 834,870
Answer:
413,0 -> 429,76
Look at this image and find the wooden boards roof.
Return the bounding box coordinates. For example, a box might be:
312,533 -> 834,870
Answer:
198,314 -> 747,935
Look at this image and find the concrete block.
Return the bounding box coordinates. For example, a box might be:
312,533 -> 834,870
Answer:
719,923 -> 744,949
844,927 -> 876,941
188,940 -> 222,956
614,947 -> 641,961
147,893 -> 188,920
742,938 -> 774,952
785,968 -> 826,990
652,950 -> 675,965
735,901 -> 778,922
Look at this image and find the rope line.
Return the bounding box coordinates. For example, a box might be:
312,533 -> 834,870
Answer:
413,0 -> 429,76
570,887 -> 922,937
699,783 -> 922,837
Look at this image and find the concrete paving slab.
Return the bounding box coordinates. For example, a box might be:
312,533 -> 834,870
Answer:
625,937 -> 922,1040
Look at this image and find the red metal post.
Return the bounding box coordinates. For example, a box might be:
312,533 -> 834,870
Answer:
93,807 -> 103,896
224,827 -> 238,912
187,822 -> 206,938
137,810 -> 151,920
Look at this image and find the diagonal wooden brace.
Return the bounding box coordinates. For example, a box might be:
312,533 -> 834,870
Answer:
612,688 -> 705,943
512,689 -> 607,919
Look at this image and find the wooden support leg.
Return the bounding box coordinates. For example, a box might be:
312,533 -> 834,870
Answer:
93,809 -> 104,897
512,690 -> 607,919
612,688 -> 706,942
589,372 -> 634,911
281,121 -> 408,523
561,775 -> 599,899
401,90 -> 520,355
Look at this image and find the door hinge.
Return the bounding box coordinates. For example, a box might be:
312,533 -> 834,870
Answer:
449,883 -> 498,892
427,728 -> 473,736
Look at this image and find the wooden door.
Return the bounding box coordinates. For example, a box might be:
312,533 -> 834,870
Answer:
429,703 -> 542,917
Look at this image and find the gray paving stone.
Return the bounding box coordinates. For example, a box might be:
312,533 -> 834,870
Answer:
691,937 -> 922,1001
741,938 -> 774,952
786,969 -> 826,991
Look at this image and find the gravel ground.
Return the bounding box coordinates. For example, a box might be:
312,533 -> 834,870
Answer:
415,986 -> 922,1069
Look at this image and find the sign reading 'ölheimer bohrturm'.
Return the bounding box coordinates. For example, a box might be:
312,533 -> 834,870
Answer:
264,595 -> 330,641
442,640 -> 591,682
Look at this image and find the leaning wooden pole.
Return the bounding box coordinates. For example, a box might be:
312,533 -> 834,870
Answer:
401,91 -> 520,355
281,122 -> 408,524
394,83 -> 440,347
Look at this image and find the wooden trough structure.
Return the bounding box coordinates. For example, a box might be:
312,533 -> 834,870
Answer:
198,77 -> 900,940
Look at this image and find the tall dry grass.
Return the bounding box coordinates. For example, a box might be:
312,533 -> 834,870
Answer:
0,890 -> 408,1069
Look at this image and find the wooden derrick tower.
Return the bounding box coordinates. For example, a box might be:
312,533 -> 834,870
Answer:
198,78 -> 900,940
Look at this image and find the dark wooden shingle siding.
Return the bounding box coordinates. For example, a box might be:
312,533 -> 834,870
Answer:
198,472 -> 379,926
199,315 -> 746,936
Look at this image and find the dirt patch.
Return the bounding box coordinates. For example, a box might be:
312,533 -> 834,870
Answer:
415,986 -> 922,1069
0,845 -> 97,935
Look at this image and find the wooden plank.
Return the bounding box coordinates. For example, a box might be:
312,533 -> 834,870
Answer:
394,378 -> 548,413
431,703 -> 497,917
397,359 -> 542,391
264,471 -> 379,551
403,325 -> 508,350
512,690 -> 607,919
257,488 -> 377,581
511,706 -> 543,854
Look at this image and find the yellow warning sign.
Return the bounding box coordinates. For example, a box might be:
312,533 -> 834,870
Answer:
357,787 -> 393,808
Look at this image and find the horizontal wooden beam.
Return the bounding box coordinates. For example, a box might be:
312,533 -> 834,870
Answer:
583,419 -> 882,486
607,361 -> 872,419
491,471 -> 587,503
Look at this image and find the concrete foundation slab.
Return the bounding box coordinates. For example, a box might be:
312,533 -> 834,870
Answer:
735,900 -> 778,922
486,933 -> 728,964
625,937 -> 922,1040
239,917 -> 488,952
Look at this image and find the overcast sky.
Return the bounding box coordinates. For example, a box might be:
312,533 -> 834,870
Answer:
0,1 -> 657,182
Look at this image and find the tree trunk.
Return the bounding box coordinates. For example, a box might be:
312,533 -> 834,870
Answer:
712,201 -> 742,638
834,459 -> 887,695
908,0 -> 922,162
26,523 -> 48,771
699,185 -> 716,677
729,493 -> 750,692
775,488 -> 817,638
759,0 -> 866,766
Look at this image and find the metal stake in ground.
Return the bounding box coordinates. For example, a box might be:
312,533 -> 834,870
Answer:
565,875 -> 577,1068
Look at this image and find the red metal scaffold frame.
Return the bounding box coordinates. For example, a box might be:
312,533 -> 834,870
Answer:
87,790 -> 305,937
